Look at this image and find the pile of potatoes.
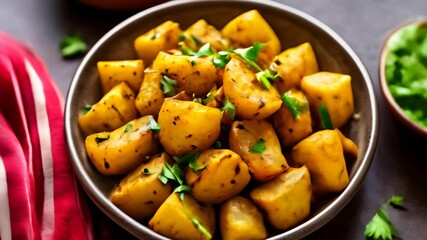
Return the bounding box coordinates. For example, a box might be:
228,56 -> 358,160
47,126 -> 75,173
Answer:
78,9 -> 359,240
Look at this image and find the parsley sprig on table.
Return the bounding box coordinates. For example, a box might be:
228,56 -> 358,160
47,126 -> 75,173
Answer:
364,195 -> 405,240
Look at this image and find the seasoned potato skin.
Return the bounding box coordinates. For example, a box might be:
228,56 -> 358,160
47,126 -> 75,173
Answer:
109,153 -> 172,221
221,9 -> 280,65
85,115 -> 157,175
149,193 -> 215,240
185,149 -> 251,204
274,42 -> 318,93
301,72 -> 354,129
135,69 -> 164,117
152,51 -> 220,97
134,20 -> 181,66
273,89 -> 313,148
229,120 -> 289,181
223,57 -> 282,120
220,196 -> 267,240
158,99 -> 222,156
250,166 -> 312,230
291,129 -> 353,194
78,82 -> 137,136
183,19 -> 230,51
97,60 -> 144,94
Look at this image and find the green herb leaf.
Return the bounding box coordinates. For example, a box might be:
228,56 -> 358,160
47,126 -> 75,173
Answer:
173,153 -> 198,165
256,69 -> 280,89
189,155 -> 206,172
189,216 -> 212,240
212,51 -> 231,68
364,195 -> 404,240
142,168 -> 152,175
233,42 -> 265,61
148,118 -> 161,131
203,85 -> 217,105
161,75 -> 177,96
124,123 -> 132,133
158,175 -> 169,184
174,184 -> 191,194
213,140 -> 222,149
191,34 -> 203,46
319,103 -> 334,129
221,97 -> 236,120
250,138 -> 265,153
95,132 -> 110,144
281,92 -> 308,118
82,104 -> 92,115
60,34 -> 87,58
193,98 -> 203,104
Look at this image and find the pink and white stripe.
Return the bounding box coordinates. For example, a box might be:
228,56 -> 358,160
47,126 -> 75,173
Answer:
0,33 -> 93,239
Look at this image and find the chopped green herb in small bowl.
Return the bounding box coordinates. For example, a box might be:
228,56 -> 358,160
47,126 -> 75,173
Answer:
380,18 -> 427,136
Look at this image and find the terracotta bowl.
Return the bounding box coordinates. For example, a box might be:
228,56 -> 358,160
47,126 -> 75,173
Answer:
379,18 -> 427,137
64,0 -> 379,239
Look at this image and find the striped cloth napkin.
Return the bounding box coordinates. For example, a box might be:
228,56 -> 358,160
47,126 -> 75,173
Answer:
0,33 -> 93,239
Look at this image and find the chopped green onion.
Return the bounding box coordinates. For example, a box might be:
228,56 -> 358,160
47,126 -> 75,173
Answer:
250,138 -> 265,153
161,75 -> 177,96
281,92 -> 308,118
60,34 -> 87,58
95,132 -> 110,144
221,97 -> 236,120
124,123 -> 132,133
319,104 -> 334,129
189,216 -> 212,240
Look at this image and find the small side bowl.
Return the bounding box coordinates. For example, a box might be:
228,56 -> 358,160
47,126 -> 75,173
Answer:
379,18 -> 427,136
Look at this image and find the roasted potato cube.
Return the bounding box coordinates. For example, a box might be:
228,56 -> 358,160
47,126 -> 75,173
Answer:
183,19 -> 230,51
149,193 -> 215,240
185,149 -> 250,204
229,120 -> 289,181
97,60 -> 144,94
158,99 -> 222,156
134,21 -> 181,65
273,89 -> 313,148
78,82 -> 137,136
274,43 -> 318,93
223,57 -> 282,120
250,166 -> 312,230
301,72 -> 354,129
291,129 -> 357,194
135,69 -> 164,117
109,153 -> 172,221
220,196 -> 267,240
152,51 -> 220,97
85,115 -> 157,175
221,10 -> 280,65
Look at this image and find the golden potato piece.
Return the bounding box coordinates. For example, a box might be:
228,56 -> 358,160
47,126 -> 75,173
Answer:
291,129 -> 357,194
229,120 -> 289,181
134,20 -> 181,65
158,99 -> 222,156
221,9 -> 280,65
250,166 -> 312,230
152,51 -> 220,97
85,115 -> 157,175
220,196 -> 267,240
149,193 -> 215,240
301,72 -> 354,129
183,19 -> 230,51
109,153 -> 172,221
185,149 -> 250,204
135,69 -> 164,117
78,82 -> 137,136
97,60 -> 144,94
273,89 -> 313,148
274,42 -> 318,93
223,57 -> 282,120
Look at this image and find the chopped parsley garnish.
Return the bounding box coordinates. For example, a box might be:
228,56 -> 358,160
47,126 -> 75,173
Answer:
189,156 -> 206,172
82,104 -> 92,115
148,118 -> 161,131
161,75 -> 177,96
60,34 -> 87,58
281,92 -> 308,118
173,153 -> 198,165
179,42 -> 214,57
124,123 -> 132,133
221,97 -> 236,120
142,168 -> 152,175
212,51 -> 231,68
189,216 -> 212,240
203,85 -> 217,105
158,163 -> 191,199
256,69 -> 280,89
250,138 -> 265,153
364,195 -> 405,240
232,42 -> 264,72
95,132 -> 110,144
319,104 -> 334,130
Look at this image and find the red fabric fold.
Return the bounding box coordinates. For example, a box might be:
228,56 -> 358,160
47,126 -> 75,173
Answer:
0,33 -> 93,240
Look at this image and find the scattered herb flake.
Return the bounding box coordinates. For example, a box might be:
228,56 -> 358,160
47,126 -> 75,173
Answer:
256,69 -> 280,89
60,34 -> 87,58
281,92 -> 308,118
203,85 -> 217,105
233,42 -> 265,61
191,34 -> 203,46
124,123 -> 132,133
95,132 -> 110,144
189,216 -> 212,240
221,97 -> 236,120
82,104 -> 92,115
212,51 -> 231,68
161,75 -> 177,96
148,118 -> 161,131
189,156 -> 206,172
250,138 -> 265,153
319,104 -> 334,129
173,153 -> 198,165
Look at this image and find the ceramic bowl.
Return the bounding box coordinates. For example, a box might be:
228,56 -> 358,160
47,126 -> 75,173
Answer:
65,0 -> 379,239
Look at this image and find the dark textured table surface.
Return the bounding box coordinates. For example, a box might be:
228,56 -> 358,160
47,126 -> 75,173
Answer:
1,0 -> 426,239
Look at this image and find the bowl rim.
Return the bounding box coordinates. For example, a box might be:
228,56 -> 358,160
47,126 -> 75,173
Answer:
379,17 -> 427,137
65,0 -> 379,239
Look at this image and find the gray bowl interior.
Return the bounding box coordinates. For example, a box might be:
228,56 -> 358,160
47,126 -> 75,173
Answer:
65,0 -> 378,239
